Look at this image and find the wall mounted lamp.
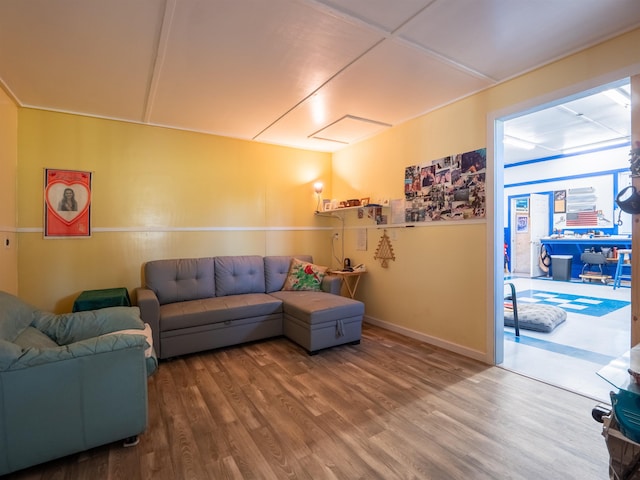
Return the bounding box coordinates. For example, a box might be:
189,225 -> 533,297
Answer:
314,181 -> 323,212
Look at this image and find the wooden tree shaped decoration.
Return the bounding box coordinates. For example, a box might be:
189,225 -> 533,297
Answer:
374,229 -> 396,268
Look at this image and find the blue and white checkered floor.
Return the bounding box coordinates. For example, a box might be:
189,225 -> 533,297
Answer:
515,290 -> 629,317
499,277 -> 631,402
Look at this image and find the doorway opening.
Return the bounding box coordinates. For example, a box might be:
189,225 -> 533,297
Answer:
495,78 -> 632,401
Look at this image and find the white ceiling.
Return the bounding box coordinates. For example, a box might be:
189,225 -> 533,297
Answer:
504,80 -> 632,164
1,0 -> 639,154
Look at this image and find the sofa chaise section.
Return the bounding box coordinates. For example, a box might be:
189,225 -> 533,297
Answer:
264,255 -> 364,354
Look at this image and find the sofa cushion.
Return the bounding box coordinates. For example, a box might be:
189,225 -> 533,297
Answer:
160,293 -> 282,331
215,256 -> 265,296
264,255 -> 313,293
282,258 -> 328,292
145,258 -> 215,305
270,291 -> 364,325
13,327 -> 58,350
0,291 -> 35,342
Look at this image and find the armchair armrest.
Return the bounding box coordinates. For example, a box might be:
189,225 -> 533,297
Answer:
0,339 -> 22,370
136,287 -> 160,357
3,334 -> 148,371
32,306 -> 145,345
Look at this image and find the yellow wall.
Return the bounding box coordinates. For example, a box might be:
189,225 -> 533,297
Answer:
332,28 -> 640,361
17,110 -> 332,312
0,87 -> 18,294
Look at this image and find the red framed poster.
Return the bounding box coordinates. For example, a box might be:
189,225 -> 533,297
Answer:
44,169 -> 92,237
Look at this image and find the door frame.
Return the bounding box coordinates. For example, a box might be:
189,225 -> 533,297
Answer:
488,72 -> 638,365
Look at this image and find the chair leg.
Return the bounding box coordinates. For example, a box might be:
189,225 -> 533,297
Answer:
505,282 -> 519,337
613,255 -> 624,289
123,436 -> 139,447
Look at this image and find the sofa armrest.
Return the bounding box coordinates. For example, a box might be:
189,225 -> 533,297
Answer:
321,275 -> 342,295
136,287 -> 160,358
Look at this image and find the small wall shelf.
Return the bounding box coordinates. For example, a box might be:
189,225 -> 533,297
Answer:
315,205 -> 368,217
315,204 -> 387,218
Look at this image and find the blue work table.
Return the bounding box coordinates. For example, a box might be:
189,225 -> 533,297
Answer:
540,236 -> 631,280
541,236 -> 632,254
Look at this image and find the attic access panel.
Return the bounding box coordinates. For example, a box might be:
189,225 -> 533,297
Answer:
309,115 -> 391,144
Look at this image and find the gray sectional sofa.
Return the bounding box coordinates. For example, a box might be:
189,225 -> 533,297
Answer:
136,255 -> 364,358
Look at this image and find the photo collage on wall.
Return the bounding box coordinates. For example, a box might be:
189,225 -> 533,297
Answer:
404,148 -> 486,222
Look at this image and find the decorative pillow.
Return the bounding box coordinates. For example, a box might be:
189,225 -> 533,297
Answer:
282,258 -> 328,292
33,306 -> 144,345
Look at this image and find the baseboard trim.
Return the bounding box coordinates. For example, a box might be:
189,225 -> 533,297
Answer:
363,315 -> 490,364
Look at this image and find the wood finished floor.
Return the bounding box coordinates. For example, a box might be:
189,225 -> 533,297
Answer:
6,324 -> 610,479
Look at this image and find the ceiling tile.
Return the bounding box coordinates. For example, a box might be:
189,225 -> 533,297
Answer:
312,0 -> 433,32
0,0 -> 164,120
147,0 -> 383,139
399,0 -> 640,80
257,38 -> 493,150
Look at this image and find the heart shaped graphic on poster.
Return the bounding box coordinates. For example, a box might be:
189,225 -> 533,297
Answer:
46,181 -> 91,225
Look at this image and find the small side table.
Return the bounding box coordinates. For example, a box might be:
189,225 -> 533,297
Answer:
72,287 -> 131,312
327,270 -> 366,299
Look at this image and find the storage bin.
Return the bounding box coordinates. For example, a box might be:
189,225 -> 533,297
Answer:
550,255 -> 573,281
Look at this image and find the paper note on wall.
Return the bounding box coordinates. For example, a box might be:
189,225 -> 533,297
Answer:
356,228 -> 367,251
390,198 -> 405,224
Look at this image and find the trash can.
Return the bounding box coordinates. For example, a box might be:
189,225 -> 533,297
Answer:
550,255 -> 573,281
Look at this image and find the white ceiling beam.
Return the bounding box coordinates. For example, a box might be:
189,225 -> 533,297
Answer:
143,0 -> 178,123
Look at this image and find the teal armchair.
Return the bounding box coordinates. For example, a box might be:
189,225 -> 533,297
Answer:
0,291 -> 157,475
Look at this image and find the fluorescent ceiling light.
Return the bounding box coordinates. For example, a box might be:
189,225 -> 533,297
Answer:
562,137 -> 630,154
602,88 -> 630,108
504,135 -> 536,150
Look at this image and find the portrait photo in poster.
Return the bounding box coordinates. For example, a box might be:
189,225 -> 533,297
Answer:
404,148 -> 486,222
44,168 -> 92,237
